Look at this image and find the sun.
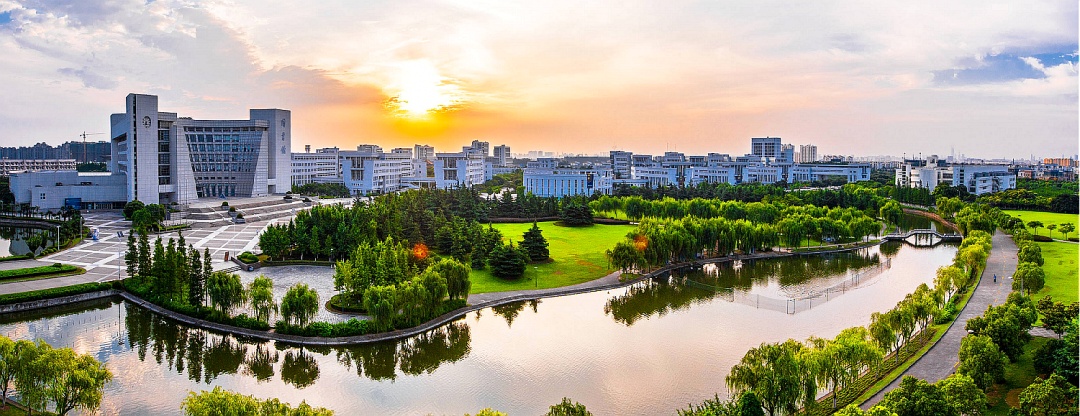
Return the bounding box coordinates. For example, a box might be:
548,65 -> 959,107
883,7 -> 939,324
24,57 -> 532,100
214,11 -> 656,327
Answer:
384,60 -> 464,119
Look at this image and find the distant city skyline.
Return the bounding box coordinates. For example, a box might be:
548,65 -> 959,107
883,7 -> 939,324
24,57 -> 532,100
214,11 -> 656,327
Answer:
0,1 -> 1075,159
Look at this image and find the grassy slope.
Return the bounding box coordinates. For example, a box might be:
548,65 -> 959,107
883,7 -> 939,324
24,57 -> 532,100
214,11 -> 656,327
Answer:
1033,241 -> 1079,303
1002,210 -> 1079,240
468,222 -> 636,294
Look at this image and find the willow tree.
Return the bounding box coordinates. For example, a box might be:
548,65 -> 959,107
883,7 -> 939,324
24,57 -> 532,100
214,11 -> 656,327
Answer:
248,276 -> 277,324
726,339 -> 816,416
807,327 -> 884,410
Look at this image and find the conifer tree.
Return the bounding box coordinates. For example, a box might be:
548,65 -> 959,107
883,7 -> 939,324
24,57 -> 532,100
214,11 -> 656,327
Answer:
136,232 -> 151,280
188,246 -> 204,307
124,233 -> 138,278
521,222 -> 550,262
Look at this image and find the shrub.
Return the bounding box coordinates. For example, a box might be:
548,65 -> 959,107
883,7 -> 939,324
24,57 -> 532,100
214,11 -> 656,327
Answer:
1032,235 -> 1053,242
0,282 -> 115,305
221,201 -> 229,207
274,318 -> 373,337
0,264 -> 81,282
237,252 -> 259,264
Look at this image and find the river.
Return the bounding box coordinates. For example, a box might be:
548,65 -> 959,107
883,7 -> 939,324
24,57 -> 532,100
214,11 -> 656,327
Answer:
0,238 -> 957,415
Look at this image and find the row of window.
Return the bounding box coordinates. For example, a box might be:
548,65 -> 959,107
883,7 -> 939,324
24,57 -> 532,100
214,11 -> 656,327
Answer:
184,127 -> 263,133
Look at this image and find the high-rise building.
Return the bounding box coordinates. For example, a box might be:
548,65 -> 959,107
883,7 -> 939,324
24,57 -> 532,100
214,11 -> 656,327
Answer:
493,145 -> 511,167
750,137 -> 783,160
798,144 -> 818,163
469,140 -> 490,157
109,93 -> 292,204
414,144 -> 435,161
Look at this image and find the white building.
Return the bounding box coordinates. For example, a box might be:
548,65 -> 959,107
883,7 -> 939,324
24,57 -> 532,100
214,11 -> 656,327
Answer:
414,144 -> 435,161
951,164 -> 1016,195
789,164 -> 871,183
524,159 -> 612,197
469,140 -> 490,157
0,159 -> 76,175
291,147 -> 341,186
11,170 -> 127,210
434,151 -> 485,189
798,144 -> 818,163
109,93 -> 291,204
340,150 -> 413,195
493,145 -> 511,167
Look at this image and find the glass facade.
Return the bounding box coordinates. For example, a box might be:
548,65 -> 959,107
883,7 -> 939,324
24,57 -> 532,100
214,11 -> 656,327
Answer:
184,126 -> 265,198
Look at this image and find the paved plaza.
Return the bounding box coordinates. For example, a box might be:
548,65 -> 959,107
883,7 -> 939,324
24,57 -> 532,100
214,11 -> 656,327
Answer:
0,210 -> 289,294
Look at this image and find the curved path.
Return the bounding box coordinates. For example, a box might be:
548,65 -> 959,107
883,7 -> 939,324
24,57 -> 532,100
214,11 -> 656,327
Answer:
862,230 -> 1017,408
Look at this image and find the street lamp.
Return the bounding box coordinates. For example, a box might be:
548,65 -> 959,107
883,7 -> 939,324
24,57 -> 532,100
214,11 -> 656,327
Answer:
55,225 -> 60,252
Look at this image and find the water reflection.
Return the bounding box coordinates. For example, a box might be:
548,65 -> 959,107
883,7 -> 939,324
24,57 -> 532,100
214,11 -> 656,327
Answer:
606,247 -> 886,325
0,226 -> 54,257
334,321 -> 471,381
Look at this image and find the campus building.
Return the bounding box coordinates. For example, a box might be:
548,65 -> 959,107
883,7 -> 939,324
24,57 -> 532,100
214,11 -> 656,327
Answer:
951,164 -> 1016,195
523,158 -> 612,197
109,93 -> 292,204
0,159 -> 76,175
291,147 -> 341,186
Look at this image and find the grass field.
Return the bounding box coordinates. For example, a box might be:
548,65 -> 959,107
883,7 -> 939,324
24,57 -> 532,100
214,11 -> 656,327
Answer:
1032,241 -> 1079,304
468,221 -> 636,294
1002,210 -> 1079,240
986,337 -> 1049,415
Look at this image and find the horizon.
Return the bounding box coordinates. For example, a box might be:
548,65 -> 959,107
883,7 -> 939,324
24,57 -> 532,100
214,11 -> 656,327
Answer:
0,1 -> 1076,160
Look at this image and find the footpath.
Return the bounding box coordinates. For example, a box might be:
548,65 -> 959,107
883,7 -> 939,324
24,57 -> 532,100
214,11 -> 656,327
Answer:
862,230 -> 1017,407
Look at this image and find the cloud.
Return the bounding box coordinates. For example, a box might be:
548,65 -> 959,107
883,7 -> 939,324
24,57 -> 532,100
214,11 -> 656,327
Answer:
0,0 -> 1074,158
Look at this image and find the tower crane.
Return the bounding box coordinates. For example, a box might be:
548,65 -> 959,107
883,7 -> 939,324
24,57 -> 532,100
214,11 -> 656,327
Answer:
79,131 -> 105,164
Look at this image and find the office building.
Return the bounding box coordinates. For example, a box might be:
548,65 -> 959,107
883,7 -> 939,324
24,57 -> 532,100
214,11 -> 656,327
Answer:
523,158 -> 612,197
469,140 -> 490,157
414,144 -> 435,161
291,147 -> 341,186
951,164 -> 1015,195
434,151 -> 485,189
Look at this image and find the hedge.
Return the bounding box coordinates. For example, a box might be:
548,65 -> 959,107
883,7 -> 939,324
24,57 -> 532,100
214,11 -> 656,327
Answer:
237,252 -> 259,264
0,282 -> 117,305
0,264 -> 82,282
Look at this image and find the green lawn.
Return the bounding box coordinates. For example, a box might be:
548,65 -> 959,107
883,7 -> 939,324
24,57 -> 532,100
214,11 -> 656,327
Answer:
986,337 -> 1049,415
1002,210 -> 1079,240
1032,241 -> 1079,304
468,221 -> 636,294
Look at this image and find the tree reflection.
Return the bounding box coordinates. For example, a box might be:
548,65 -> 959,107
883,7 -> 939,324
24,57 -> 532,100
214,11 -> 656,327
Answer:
491,301 -> 526,327
281,349 -> 320,388
605,249 -> 882,326
124,302 -> 473,385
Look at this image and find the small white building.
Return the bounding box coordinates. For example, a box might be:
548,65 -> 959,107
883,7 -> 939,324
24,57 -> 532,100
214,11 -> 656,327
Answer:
11,170 -> 127,210
434,151 -> 485,189
524,159 -> 612,197
291,147 -> 341,186
952,164 -> 1015,195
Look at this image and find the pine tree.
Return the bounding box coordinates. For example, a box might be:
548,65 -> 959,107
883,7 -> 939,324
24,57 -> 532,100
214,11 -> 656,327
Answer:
136,232 -> 152,280
490,242 -> 528,279
188,245 -> 204,307
150,238 -> 166,296
124,233 -> 138,278
521,222 -> 550,262
165,238 -> 178,300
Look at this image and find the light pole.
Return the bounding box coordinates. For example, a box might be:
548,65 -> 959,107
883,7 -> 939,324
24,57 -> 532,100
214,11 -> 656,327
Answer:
55,225 -> 60,252
116,231 -> 124,281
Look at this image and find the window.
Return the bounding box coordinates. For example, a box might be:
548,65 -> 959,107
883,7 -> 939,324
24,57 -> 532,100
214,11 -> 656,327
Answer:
40,193 -> 45,200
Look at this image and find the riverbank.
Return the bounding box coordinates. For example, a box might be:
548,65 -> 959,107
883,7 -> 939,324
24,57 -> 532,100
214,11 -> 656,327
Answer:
0,240 -> 883,346
861,230 -> 1017,407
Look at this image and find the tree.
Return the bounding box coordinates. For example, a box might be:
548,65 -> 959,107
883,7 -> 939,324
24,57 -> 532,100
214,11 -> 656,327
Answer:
13,339 -> 47,413
965,299 -> 1036,362
258,225 -> 290,261
1036,296 -> 1079,336
1017,373 -> 1078,416
35,347 -> 113,416
807,327 -> 883,410
521,222 -> 550,262
206,271 -> 246,317
281,283 -> 319,327
0,336 -> 14,408
249,275 -> 277,324
137,232 -> 152,278
433,258 -> 471,301
560,202 -> 593,226
934,265 -> 965,303
1017,242 -> 1044,266
488,242 -> 528,279
122,199 -> 144,220
1012,262 -> 1045,295
188,247 -> 204,307
878,200 -> 903,226
1058,222 -> 1075,240
182,386 -> 334,416
363,285 -> 397,332
545,397 -> 592,416
956,335 -> 1006,389
124,233 -> 138,277
726,340 -> 815,416
1027,220 -> 1044,236
878,376 -> 955,416
1047,224 -> 1058,239
936,373 -> 986,416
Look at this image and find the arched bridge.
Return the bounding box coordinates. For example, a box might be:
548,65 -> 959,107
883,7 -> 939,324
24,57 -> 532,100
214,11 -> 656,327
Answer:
882,229 -> 963,245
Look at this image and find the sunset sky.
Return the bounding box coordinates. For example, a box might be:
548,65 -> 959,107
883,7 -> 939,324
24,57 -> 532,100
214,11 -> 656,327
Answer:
0,0 -> 1076,159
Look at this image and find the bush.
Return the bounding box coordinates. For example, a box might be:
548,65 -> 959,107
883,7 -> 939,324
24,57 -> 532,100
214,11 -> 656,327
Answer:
274,318 -> 373,337
0,264 -> 81,282
328,293 -> 366,313
0,282 -> 115,305
221,201 -> 229,207
1032,235 -> 1053,242
229,206 -> 237,213
237,252 -> 259,264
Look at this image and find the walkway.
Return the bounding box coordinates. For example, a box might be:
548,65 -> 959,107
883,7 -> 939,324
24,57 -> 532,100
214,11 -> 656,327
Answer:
0,211 -> 289,295
862,230 -> 1017,407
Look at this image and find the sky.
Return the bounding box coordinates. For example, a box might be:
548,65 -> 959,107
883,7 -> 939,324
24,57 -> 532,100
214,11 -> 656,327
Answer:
0,1 -> 1076,159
